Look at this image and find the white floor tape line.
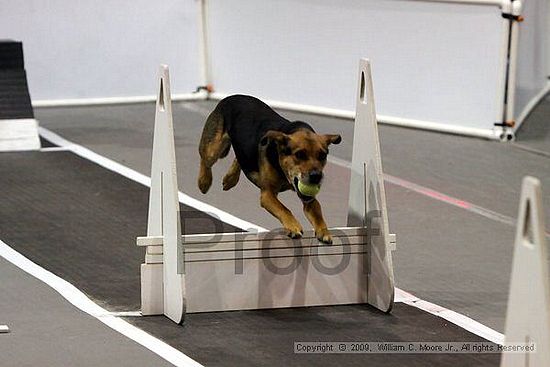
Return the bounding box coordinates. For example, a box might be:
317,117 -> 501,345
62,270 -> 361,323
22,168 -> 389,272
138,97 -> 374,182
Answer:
39,146 -> 72,152
38,125 -> 504,344
38,126 -> 264,232
0,239 -> 202,367
95,311 -> 143,318
394,289 -> 504,345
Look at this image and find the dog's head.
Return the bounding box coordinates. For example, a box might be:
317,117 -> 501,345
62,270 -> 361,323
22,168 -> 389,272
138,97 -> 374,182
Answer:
261,128 -> 341,201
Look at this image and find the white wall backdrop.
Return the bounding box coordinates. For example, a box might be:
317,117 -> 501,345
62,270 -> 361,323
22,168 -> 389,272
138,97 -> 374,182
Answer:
514,0 -> 550,125
0,0 -> 200,101
5,0 -> 541,138
207,0 -> 505,131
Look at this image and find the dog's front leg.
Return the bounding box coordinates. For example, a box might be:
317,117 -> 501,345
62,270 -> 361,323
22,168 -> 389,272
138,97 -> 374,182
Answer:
260,190 -> 303,239
303,199 -> 332,244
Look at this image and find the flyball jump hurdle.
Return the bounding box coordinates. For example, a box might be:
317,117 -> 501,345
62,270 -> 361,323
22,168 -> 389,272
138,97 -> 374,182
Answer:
137,60 -> 396,324
501,177 -> 550,367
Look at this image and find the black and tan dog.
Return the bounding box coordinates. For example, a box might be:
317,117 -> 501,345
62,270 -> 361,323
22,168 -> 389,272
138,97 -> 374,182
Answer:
198,95 -> 341,244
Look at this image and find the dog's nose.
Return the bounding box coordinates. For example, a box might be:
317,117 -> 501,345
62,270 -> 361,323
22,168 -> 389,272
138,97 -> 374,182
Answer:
308,171 -> 323,184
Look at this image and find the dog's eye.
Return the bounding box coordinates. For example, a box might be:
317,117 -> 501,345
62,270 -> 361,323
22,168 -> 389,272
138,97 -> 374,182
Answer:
294,150 -> 307,160
318,151 -> 327,161
281,147 -> 291,155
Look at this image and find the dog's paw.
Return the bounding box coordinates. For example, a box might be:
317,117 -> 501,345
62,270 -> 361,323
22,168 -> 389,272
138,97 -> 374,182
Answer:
198,171 -> 212,194
285,222 -> 303,240
198,178 -> 212,194
287,230 -> 303,239
222,173 -> 239,191
316,229 -> 333,245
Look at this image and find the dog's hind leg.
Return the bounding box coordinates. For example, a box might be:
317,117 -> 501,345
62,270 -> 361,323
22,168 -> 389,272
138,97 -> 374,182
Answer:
222,159 -> 241,191
198,109 -> 231,194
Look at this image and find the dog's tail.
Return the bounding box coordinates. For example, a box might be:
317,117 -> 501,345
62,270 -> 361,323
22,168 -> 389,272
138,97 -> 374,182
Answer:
199,107 -> 231,157
197,106 -> 231,194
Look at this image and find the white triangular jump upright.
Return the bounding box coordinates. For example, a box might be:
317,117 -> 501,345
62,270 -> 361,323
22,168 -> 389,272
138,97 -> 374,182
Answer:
347,59 -> 395,312
501,177 -> 550,367
144,65 -> 186,324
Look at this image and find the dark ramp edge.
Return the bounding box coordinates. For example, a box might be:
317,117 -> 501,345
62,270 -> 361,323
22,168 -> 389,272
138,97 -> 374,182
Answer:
125,304 -> 500,367
0,69 -> 34,119
0,41 -> 34,119
0,151 -> 500,366
0,151 -> 238,311
0,41 -> 25,69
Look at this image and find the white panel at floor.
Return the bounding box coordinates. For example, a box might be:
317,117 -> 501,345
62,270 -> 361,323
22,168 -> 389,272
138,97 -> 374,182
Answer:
0,0 -> 200,100
207,0 -> 504,130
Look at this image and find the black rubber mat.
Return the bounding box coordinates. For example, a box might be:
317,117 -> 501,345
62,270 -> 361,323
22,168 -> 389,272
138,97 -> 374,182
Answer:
0,150 -> 500,366
128,304 -> 500,367
0,151 -> 237,311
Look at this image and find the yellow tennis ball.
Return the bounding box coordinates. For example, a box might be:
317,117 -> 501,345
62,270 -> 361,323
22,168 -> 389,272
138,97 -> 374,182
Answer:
297,181 -> 321,197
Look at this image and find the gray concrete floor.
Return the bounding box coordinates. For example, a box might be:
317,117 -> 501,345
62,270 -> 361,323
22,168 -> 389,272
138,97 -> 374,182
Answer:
0,256 -> 174,367
33,97 -> 550,336
515,93 -> 550,155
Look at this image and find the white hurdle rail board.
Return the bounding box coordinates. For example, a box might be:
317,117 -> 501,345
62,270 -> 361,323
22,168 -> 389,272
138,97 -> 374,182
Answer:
137,60 -> 396,323
500,177 -> 550,367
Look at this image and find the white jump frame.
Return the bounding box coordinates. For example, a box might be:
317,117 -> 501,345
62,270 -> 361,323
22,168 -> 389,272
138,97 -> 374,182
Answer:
500,177 -> 550,367
137,60 -> 396,324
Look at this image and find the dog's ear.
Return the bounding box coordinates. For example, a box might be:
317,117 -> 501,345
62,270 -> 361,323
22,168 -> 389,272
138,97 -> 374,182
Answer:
323,134 -> 342,146
260,131 -> 289,147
